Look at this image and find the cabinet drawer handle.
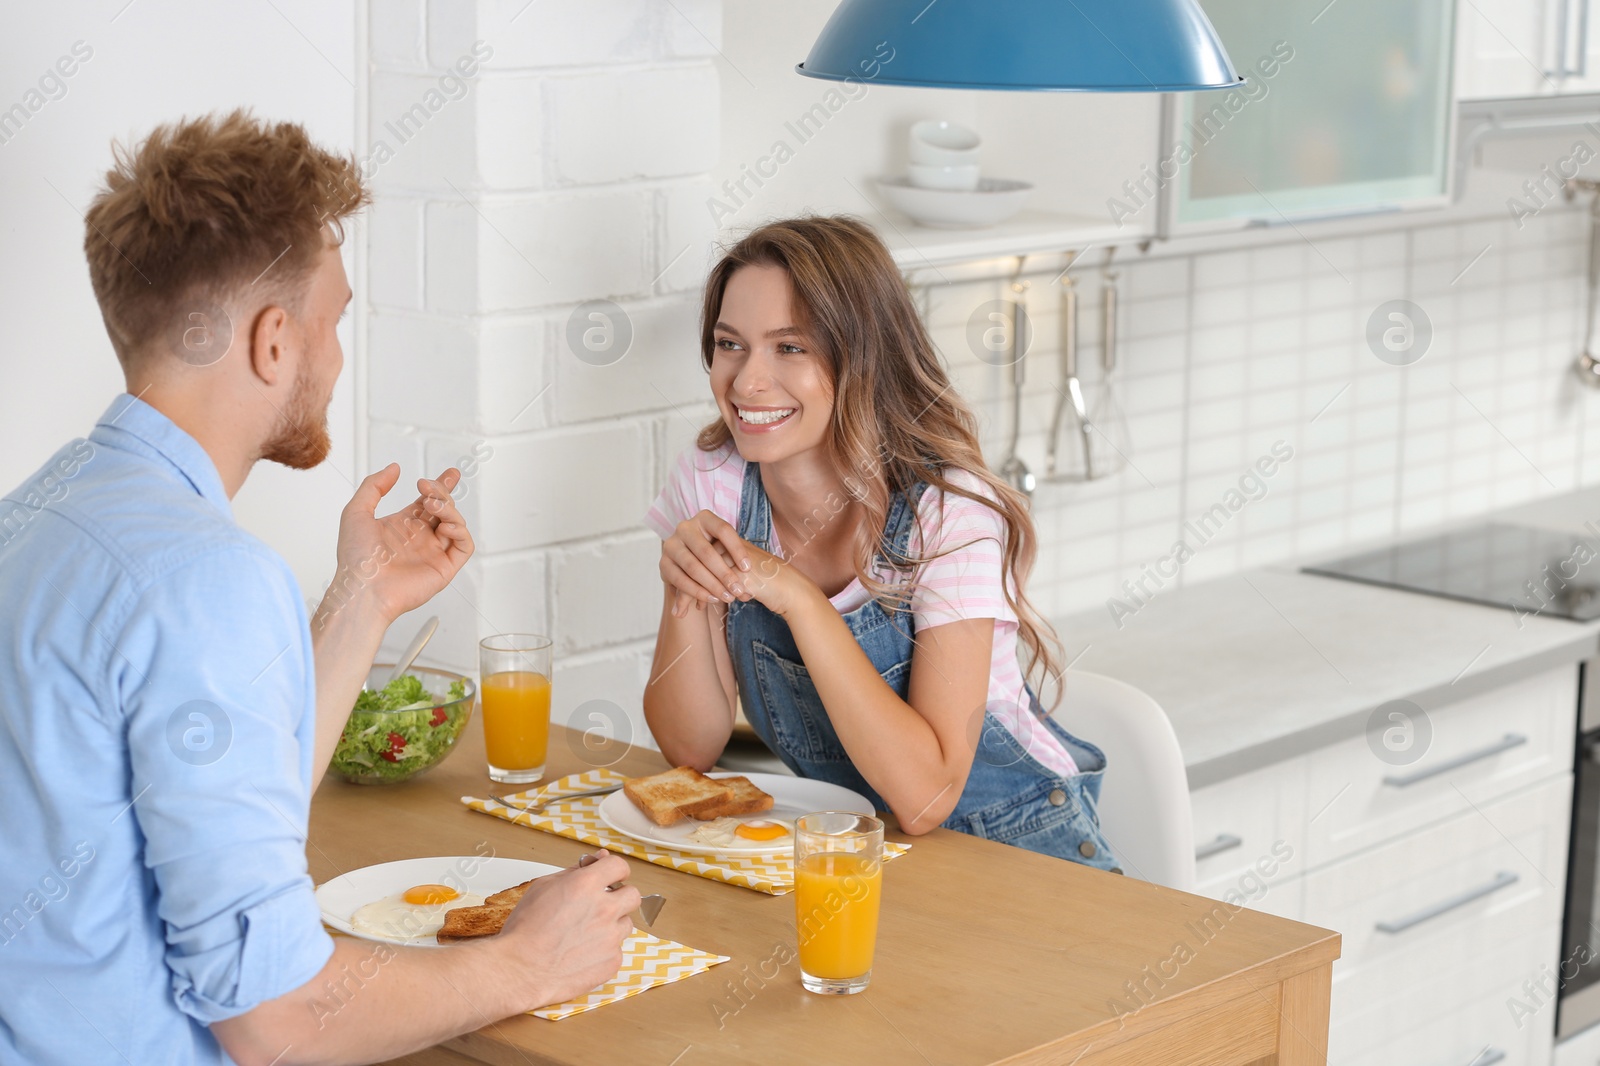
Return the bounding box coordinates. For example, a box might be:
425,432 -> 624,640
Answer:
1553,0 -> 1574,77
1374,871 -> 1518,934
1577,0 -> 1592,78
1380,733 -> 1527,788
1194,833 -> 1243,861
1467,1048 -> 1505,1066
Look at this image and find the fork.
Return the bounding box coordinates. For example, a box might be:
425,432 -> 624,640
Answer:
490,783 -> 622,812
577,852 -> 666,926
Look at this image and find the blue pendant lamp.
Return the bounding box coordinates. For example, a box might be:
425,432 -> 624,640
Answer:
797,0 -> 1240,92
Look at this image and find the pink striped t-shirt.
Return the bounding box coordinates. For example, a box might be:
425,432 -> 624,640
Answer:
644,442 -> 1079,778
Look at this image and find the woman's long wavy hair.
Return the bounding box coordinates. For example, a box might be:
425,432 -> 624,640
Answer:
696,215 -> 1064,704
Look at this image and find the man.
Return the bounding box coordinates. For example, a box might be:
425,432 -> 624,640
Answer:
0,110 -> 638,1065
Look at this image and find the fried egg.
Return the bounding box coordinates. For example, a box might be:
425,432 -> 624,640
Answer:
685,816 -> 794,847
350,884 -> 486,940
402,883 -> 461,905
734,819 -> 793,842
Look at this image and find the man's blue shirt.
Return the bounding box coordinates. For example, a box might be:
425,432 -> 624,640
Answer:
0,394 -> 332,1064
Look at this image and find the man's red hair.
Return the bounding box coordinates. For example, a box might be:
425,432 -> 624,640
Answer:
83,108 -> 368,364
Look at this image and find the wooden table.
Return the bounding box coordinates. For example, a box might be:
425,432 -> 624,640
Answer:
308,714 -> 1340,1065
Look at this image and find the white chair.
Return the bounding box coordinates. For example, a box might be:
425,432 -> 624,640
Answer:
1049,670 -> 1195,891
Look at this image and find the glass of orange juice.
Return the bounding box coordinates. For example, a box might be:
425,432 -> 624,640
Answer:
477,634 -> 553,784
794,812 -> 883,995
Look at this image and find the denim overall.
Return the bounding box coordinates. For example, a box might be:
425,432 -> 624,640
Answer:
725,462 -> 1120,871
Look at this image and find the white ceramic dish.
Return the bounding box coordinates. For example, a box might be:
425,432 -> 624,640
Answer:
908,162 -> 981,191
598,771 -> 873,856
316,856 -> 561,948
909,119 -> 981,166
875,177 -> 1034,229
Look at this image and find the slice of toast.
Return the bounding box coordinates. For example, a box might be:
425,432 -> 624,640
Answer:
484,878 -> 536,908
623,766 -> 732,826
436,903 -> 513,943
693,775 -> 774,820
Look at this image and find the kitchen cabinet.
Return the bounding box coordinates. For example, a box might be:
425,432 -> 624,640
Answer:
1190,665 -> 1578,1065
1341,968 -> 1559,1066
1313,776 -> 1568,1066
1191,755 -> 1309,915
1302,666 -> 1577,868
1457,0 -> 1600,100
1159,0 -> 1455,233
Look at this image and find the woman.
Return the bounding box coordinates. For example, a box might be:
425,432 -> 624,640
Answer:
641,216 -> 1117,870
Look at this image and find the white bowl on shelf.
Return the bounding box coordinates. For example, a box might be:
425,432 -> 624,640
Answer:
909,120 -> 981,166
875,177 -> 1033,229
908,162 -> 981,191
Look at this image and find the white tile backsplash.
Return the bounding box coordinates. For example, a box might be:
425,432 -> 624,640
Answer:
933,206 -> 1598,630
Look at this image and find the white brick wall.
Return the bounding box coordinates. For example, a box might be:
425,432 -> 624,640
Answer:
368,312 -> 546,433
427,1 -> 658,69
545,67 -> 718,184
423,193 -> 656,312
367,0 -> 724,751
551,532 -> 662,653
552,296 -> 705,422
458,423 -> 655,552
367,199 -> 425,309
658,181 -> 719,292
371,0 -> 427,66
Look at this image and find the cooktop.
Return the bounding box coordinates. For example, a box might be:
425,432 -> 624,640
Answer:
1302,522 -> 1600,622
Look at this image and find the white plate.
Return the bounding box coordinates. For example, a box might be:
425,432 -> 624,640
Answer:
597,772 -> 873,856
875,176 -> 1033,229
316,856 -> 561,948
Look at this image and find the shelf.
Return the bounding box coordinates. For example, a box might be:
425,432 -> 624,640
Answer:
871,207 -> 1144,275
1455,92 -> 1600,196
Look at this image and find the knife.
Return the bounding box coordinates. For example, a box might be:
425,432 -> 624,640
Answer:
491,783 -> 624,811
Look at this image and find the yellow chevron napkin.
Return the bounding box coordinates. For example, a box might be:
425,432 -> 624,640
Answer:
461,769 -> 909,895
531,929 -> 729,1020
321,925 -> 727,1020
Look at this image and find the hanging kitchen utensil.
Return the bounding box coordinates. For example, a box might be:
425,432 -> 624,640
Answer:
1045,265 -> 1093,482
1086,251 -> 1131,476
998,274 -> 1035,497
1573,179 -> 1600,388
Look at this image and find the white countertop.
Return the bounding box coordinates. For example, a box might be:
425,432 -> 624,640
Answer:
1053,487 -> 1600,788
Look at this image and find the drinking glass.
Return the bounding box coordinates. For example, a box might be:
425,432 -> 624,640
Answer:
794,812 -> 884,995
477,634 -> 553,784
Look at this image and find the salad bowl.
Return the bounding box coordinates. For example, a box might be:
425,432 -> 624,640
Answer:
331,664 -> 476,785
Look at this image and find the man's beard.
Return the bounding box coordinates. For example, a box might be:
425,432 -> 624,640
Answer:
260,366 -> 331,470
